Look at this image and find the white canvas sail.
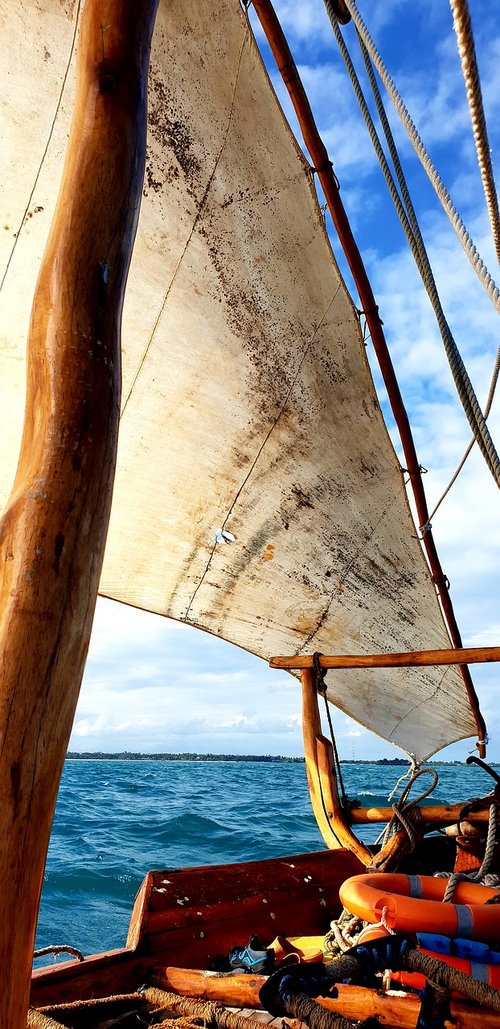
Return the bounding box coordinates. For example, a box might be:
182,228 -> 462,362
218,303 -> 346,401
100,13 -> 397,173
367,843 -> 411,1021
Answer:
0,0 -> 481,760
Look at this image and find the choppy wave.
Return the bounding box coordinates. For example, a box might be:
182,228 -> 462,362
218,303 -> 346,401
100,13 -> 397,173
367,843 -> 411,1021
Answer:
35,758 -> 497,962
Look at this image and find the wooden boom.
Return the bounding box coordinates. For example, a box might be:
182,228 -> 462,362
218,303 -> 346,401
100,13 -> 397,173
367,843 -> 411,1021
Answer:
0,2 -> 158,1026
270,646 -> 500,670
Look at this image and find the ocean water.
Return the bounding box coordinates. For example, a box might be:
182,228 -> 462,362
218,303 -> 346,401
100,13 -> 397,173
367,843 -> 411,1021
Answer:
34,759 -> 497,964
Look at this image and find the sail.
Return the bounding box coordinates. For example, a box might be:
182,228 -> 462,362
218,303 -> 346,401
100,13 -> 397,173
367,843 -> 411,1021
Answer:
0,0 -> 480,761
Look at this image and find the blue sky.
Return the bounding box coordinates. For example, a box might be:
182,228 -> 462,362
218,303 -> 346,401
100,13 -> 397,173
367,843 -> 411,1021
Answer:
70,0 -> 499,762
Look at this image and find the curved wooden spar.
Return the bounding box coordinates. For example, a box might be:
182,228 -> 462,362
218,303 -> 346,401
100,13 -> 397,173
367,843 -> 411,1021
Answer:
0,2 -> 158,1026
301,668 -> 372,863
270,645 -> 500,669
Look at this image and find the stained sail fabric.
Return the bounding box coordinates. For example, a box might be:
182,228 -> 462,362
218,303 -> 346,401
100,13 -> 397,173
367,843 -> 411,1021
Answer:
0,0 -> 481,760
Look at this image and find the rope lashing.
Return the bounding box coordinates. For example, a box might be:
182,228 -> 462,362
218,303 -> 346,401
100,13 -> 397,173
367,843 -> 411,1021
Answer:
313,651 -> 327,694
450,0 -> 500,266
331,0 -> 500,315
323,0 -> 500,489
259,962 -> 378,1029
415,979 -> 451,1029
260,938 -> 500,1016
311,160 -> 340,190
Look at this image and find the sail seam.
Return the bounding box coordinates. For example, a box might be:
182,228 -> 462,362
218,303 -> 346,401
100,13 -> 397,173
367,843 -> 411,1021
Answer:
184,283 -> 342,621
386,667 -> 451,741
0,1 -> 83,295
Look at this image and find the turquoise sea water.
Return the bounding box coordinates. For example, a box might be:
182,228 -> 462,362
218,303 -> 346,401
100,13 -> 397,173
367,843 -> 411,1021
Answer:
35,759 -> 497,964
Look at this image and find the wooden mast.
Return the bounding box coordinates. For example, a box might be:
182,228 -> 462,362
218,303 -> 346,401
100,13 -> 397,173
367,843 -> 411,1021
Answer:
0,2 -> 158,1026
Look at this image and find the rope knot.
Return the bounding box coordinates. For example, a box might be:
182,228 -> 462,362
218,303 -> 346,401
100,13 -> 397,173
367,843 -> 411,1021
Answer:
312,652 -> 327,694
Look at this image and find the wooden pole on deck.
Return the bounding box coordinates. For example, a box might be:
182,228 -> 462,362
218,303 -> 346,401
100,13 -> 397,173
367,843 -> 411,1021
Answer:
0,2 -> 158,1026
150,966 -> 500,1029
301,670 -> 372,865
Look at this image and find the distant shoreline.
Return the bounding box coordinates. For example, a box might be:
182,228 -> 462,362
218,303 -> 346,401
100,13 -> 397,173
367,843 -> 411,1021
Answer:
66,752 -> 304,763
65,753 -> 484,765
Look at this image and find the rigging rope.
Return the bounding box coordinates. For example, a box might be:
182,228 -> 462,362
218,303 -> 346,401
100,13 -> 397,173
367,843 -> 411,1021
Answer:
428,345 -> 500,521
450,0 -> 500,266
323,0 -> 500,489
333,0 -> 500,316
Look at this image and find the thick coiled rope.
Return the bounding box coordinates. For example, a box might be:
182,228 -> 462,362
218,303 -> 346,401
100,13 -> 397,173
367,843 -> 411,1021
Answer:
435,802 -> 500,901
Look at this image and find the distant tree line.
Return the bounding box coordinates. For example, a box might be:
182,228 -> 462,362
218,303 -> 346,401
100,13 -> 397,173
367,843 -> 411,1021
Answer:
66,751 -> 305,762
65,752 -> 486,765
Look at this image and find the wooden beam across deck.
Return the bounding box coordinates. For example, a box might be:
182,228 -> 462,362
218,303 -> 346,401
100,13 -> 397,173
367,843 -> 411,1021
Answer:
270,645 -> 500,670
350,803 -> 491,825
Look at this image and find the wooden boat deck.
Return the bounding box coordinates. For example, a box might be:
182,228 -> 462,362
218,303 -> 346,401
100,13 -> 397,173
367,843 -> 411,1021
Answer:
29,843 -> 500,1028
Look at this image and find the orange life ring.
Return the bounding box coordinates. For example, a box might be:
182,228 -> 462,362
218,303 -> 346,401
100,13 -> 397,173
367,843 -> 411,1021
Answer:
339,873 -> 500,942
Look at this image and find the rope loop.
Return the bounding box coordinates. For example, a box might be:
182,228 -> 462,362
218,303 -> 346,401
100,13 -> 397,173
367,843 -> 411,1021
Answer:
376,765 -> 439,850
32,945 -> 84,963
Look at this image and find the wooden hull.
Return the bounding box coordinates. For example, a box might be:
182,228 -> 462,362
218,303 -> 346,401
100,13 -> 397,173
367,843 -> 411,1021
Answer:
30,838 -> 500,1029
31,848 -> 362,1005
